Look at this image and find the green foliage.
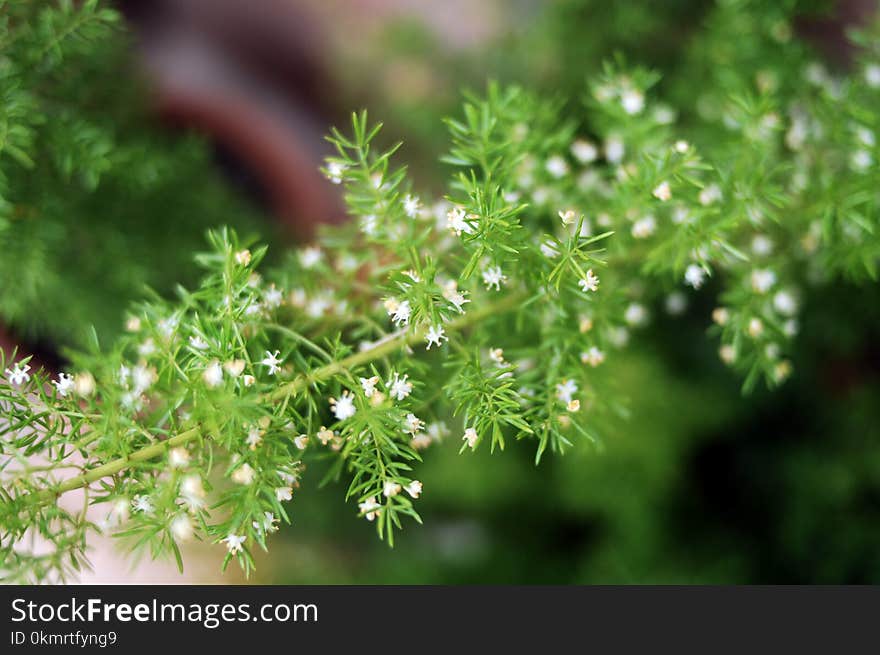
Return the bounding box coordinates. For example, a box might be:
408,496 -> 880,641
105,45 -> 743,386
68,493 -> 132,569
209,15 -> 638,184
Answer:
1,0 -> 880,583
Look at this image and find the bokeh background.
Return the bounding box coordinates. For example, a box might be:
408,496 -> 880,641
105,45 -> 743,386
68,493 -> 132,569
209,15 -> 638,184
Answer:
2,0 -> 880,583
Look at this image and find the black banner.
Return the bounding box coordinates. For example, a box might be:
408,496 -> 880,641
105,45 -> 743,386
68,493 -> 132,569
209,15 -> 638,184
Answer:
1,586 -> 877,651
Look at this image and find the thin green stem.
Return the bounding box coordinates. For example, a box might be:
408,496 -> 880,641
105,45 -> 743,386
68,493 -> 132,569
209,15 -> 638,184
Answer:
15,290 -> 526,510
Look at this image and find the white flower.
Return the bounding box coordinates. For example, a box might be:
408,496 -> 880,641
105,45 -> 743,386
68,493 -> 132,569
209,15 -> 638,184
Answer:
299,246 -> 323,269
359,496 -> 381,521
138,338 -> 156,357
189,335 -> 209,350
540,239 -> 560,258
605,135 -> 625,163
751,234 -> 774,256
425,325 -> 447,350
652,181 -> 671,201
866,64 -> 880,88
388,373 -> 413,401
482,266 -> 507,291
261,350 -> 283,375
748,317 -> 764,338
383,481 -> 402,497
390,300 -> 412,326
620,88 -> 645,115
264,285 -> 283,309
578,269 -> 600,293
180,475 -> 206,510
132,495 -> 153,514
171,515 -> 193,541
294,434 -> 309,449
359,376 -> 379,398
624,303 -> 648,326
427,422 -> 449,441
403,194 -> 421,218
231,463 -> 256,486
773,291 -> 797,316
555,379 -> 578,404
631,215 -> 657,238
360,214 -> 379,236
684,264 -> 706,289
462,427 -> 479,450
243,374 -> 256,387
699,184 -> 722,206
202,361 -> 223,388
750,269 -> 777,294
851,150 -> 872,171
126,316 -> 142,332
223,534 -> 247,554
719,344 -> 737,364
665,291 -> 688,315
558,209 -> 577,226
489,348 -> 505,365
405,480 -> 423,499
5,362 -> 30,386
235,249 -> 252,266
108,499 -> 130,526
169,447 -> 190,468
276,486 -> 293,502
330,391 -> 357,421
447,207 -> 474,236
52,372 -> 75,397
448,291 -> 470,314
571,139 -> 598,164
403,413 -> 425,435
224,359 -> 245,377
246,427 -> 263,450
545,155 -> 569,178
674,140 -> 690,153
581,347 -> 605,368
712,307 -> 730,325
253,512 -> 279,534
326,160 -> 347,184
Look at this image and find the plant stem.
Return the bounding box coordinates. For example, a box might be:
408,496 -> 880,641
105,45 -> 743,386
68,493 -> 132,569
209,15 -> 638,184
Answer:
18,290 -> 526,509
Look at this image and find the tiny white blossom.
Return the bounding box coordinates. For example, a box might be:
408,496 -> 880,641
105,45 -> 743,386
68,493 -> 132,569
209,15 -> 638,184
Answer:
684,264 -> 706,289
403,413 -> 425,435
620,88 -> 645,115
132,495 -> 153,514
299,246 -> 322,269
712,307 -> 730,326
403,194 -> 421,218
5,362 -> 30,386
555,379 -> 578,404
359,376 -> 379,398
751,269 -> 777,294
545,155 -> 569,178
330,391 -> 357,421
360,214 -> 379,236
224,359 -> 245,377
578,269 -> 600,293
359,497 -> 381,521
571,139 -> 598,164
719,344 -> 737,364
581,347 -> 605,368
223,534 -> 247,554
489,348 -> 505,366
665,291 -> 688,316
326,160 -> 347,184
264,285 -> 283,309
383,481 -> 402,497
276,486 -> 293,502
605,135 -> 625,164
253,512 -> 279,534
424,325 -> 447,350
235,249 -> 252,266
773,291 -> 797,316
851,150 -> 872,171
447,207 -> 474,236
52,372 -> 75,397
189,335 -> 209,350
202,361 -> 224,388
294,434 -> 309,450
674,140 -> 690,153
388,373 -> 413,401
171,515 -> 193,541
482,266 -> 507,291
865,64 -> 880,88
231,463 -> 256,486
390,300 -> 412,326
624,303 -> 648,326
169,447 -> 190,468
652,181 -> 671,202
463,427 -> 479,450
748,317 -> 764,338
558,209 -> 577,226
699,184 -> 722,206
448,291 -> 470,314
405,480 -> 423,499
246,427 -> 263,450
631,215 -> 657,239
261,350 -> 283,375
751,234 -> 774,257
